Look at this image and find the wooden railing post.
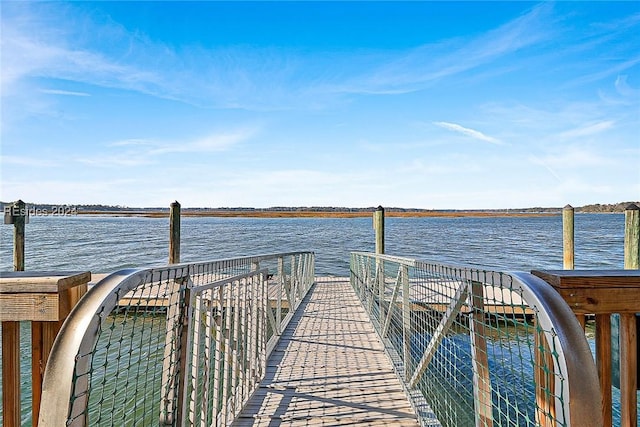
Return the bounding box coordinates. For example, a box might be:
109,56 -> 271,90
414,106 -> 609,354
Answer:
169,201 -> 181,264
3,200 -> 27,427
597,314 -> 613,426
621,203 -> 639,426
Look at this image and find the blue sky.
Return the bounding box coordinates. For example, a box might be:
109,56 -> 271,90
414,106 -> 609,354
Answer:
1,1 -> 639,209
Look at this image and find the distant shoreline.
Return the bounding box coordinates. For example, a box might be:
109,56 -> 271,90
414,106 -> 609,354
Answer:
77,209 -> 558,219
2,201 -> 637,219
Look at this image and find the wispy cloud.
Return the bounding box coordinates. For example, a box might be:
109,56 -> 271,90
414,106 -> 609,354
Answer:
1,3 -> 165,101
0,1 -> 557,112
557,120 -> 615,140
529,146 -> 612,169
0,177 -> 140,205
74,155 -> 153,167
571,57 -> 640,87
149,129 -> 258,155
334,3 -> 556,95
40,89 -> 90,97
433,121 -> 504,145
1,155 -> 58,167
85,127 -> 260,168
615,75 -> 640,98
108,139 -> 156,148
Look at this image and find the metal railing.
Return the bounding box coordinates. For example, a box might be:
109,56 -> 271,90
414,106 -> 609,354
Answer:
38,251 -> 315,426
350,252 -> 602,427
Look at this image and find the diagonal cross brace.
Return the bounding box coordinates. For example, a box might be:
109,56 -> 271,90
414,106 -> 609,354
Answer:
382,267 -> 404,337
408,281 -> 470,389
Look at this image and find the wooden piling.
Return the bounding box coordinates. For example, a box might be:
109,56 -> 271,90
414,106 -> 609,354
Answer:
373,206 -> 385,255
162,201 -> 182,420
563,204 -> 574,270
562,205 -> 585,327
169,201 -> 181,264
12,200 -> 26,271
624,203 -> 639,270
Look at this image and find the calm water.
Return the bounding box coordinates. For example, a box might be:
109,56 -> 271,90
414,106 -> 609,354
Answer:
0,213 -> 626,275
0,213 -> 628,425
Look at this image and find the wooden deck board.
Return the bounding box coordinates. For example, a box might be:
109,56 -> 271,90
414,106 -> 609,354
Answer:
234,277 -> 421,426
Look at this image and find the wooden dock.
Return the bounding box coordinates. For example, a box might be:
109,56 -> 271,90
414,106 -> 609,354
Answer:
90,273 -> 532,317
233,277 -> 421,426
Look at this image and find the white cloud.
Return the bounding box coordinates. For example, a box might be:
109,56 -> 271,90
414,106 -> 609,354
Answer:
75,127 -> 260,169
557,121 -> 615,140
74,155 -> 153,167
334,3 -> 555,95
0,178 -> 139,205
615,75 -> 640,98
40,89 -> 90,97
1,155 -> 58,167
400,158 -> 481,176
108,139 -> 156,148
149,129 -> 258,155
433,121 -> 504,145
529,146 -> 613,170
1,4 -> 165,104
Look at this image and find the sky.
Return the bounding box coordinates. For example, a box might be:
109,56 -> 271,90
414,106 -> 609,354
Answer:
1,1 -> 639,209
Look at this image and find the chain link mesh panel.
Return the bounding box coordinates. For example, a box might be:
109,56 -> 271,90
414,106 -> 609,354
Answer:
39,252 -> 315,427
350,252 -> 599,427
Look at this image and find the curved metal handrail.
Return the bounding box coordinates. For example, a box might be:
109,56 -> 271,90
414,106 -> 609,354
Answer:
39,268 -> 150,426
39,251 -> 315,426
510,271 -> 602,426
350,252 -> 602,426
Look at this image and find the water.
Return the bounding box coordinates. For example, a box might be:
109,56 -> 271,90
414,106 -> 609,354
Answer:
0,213 -> 626,275
0,213 -> 629,425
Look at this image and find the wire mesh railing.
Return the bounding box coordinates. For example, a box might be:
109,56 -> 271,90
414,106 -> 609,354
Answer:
350,252 -> 602,427
38,251 -> 315,426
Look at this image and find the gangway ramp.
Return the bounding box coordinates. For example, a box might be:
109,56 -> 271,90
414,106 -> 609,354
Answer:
234,277 -> 420,426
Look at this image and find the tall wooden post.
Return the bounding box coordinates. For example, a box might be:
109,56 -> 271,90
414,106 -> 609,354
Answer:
12,200 -> 26,271
624,203 -> 639,270
562,204 -> 574,270
620,203 -> 639,425
373,206 -> 385,255
562,205 -> 585,328
169,201 -> 181,264
3,200 -> 27,427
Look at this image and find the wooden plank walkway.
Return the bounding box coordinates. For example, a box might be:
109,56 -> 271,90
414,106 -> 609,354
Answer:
234,277 -> 420,426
